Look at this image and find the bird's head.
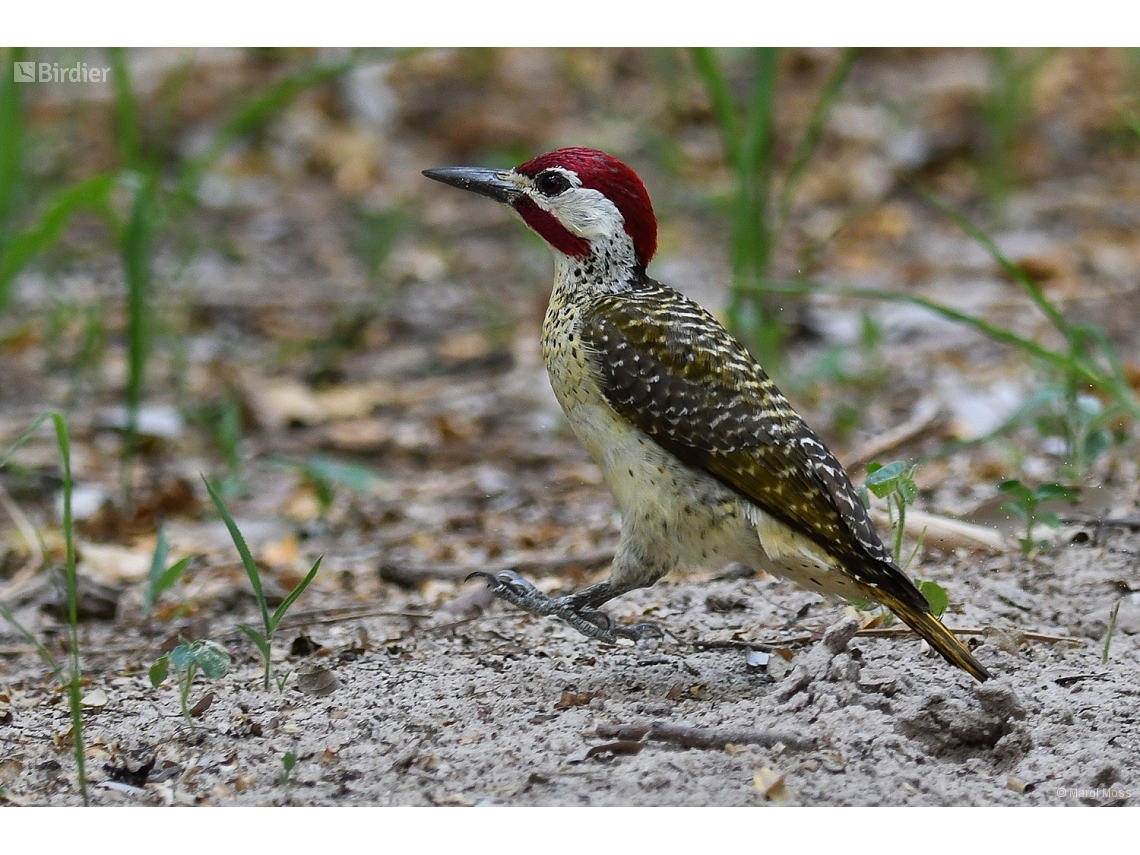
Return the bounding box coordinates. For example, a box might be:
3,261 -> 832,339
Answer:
424,147 -> 657,272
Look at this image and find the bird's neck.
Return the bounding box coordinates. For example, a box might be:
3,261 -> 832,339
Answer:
550,234 -> 643,305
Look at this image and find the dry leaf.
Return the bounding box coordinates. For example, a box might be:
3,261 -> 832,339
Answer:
754,767 -> 790,802
261,533 -> 300,569
78,542 -> 151,584
0,758 -> 24,784
323,418 -> 391,451
80,688 -> 108,708
190,692 -> 215,718
243,376 -> 325,430
433,792 -> 475,807
282,485 -> 322,523
436,331 -> 491,362
295,666 -> 340,697
313,383 -> 383,421
554,690 -> 599,710
982,626 -> 1023,655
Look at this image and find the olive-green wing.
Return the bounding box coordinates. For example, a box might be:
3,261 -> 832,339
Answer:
581,287 -> 923,604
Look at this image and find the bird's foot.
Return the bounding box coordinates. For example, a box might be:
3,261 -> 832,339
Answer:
468,569 -> 662,644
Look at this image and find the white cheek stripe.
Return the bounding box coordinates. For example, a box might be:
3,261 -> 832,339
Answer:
534,186 -> 627,241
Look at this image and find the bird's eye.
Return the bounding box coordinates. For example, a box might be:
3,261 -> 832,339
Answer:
535,170 -> 571,197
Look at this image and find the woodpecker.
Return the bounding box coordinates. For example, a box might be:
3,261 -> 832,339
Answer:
423,147 -> 990,682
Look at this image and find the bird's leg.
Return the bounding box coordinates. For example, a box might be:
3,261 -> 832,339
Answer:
468,570 -> 663,644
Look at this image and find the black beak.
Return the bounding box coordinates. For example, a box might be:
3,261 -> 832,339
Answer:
422,166 -> 521,204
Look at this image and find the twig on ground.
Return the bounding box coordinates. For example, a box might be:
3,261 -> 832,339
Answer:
596,721 -> 817,752
869,506 -> 1005,552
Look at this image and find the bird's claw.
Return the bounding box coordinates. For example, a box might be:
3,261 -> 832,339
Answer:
466,568 -> 537,598
468,569 -> 662,645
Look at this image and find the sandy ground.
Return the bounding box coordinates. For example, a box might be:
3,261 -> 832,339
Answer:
2,508 -> 1137,806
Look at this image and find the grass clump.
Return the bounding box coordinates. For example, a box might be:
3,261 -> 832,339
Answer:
0,412 -> 87,803
691,47 -> 858,368
143,529 -> 191,618
203,476 -> 322,690
998,479 -> 1079,554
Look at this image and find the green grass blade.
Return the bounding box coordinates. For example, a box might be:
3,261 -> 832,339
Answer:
237,624 -> 270,658
1123,109 -> 1140,140
144,530 -> 171,615
690,48 -> 741,168
5,413 -> 93,802
122,173 -> 156,467
1103,600 -> 1120,664
752,280 -> 1089,379
740,47 -> 778,179
237,623 -> 273,690
0,411 -> 55,468
0,47 -> 27,248
777,48 -> 858,229
294,456 -> 385,495
913,186 -> 1140,421
177,53 -> 375,199
1073,323 -> 1140,419
47,412 -> 86,803
155,557 -> 191,597
0,600 -> 64,681
914,184 -> 1076,345
269,556 -> 323,633
203,476 -> 271,634
0,174 -> 116,311
145,533 -> 190,617
734,47 -> 778,285
107,47 -> 142,167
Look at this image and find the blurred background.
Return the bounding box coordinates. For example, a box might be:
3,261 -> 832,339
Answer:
2,46 -> 1140,617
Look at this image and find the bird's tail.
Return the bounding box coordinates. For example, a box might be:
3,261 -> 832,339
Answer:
875,588 -> 991,682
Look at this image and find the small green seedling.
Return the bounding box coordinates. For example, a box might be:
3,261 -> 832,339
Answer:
860,460 -> 947,618
285,455 -> 385,516
863,461 -> 919,568
914,579 -> 950,619
144,529 -> 191,618
280,750 -> 298,786
203,476 -> 322,690
998,479 -> 1079,554
150,639 -> 231,726
1102,600 -> 1121,664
